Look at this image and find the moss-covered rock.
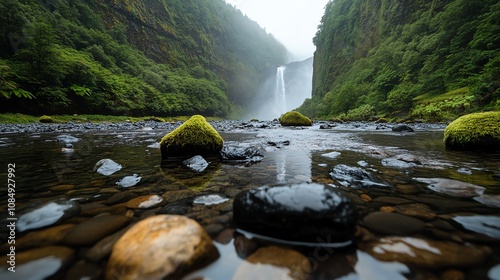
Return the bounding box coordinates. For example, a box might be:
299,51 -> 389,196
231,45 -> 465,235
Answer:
279,111 -> 312,126
160,115 -> 224,159
444,112 -> 500,151
39,115 -> 54,123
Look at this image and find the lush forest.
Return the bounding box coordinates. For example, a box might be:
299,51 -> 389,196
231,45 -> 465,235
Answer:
299,0 -> 500,122
0,0 -> 287,117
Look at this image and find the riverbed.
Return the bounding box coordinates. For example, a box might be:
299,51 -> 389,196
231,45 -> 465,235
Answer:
0,120 -> 499,279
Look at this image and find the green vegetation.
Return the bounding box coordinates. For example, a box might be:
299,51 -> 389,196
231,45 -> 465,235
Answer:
279,111 -> 312,126
299,0 -> 500,121
444,111 -> 500,150
0,0 -> 286,118
160,115 -> 224,158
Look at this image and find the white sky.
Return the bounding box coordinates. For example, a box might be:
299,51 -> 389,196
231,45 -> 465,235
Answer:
225,0 -> 330,62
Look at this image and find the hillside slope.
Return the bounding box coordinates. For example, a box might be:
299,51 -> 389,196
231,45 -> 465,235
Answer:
0,0 -> 287,117
299,0 -> 499,121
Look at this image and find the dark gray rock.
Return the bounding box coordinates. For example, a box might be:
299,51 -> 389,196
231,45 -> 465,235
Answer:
220,145 -> 263,163
363,212 -> 425,235
183,155 -> 209,172
233,183 -> 358,244
392,124 -> 414,132
330,164 -> 389,188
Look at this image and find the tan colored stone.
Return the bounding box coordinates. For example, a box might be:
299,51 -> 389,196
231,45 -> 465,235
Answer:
360,194 -> 372,202
441,269 -> 465,280
380,206 -> 395,212
106,215 -> 218,280
234,246 -> 311,280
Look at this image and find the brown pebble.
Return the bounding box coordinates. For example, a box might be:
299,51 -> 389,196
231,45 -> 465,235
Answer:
360,194 -> 372,202
380,206 -> 395,212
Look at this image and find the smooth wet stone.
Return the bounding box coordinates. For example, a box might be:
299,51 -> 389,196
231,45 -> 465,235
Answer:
94,159 -> 122,176
49,184 -> 76,191
234,246 -> 311,280
394,203 -> 437,221
1,224 -> 75,252
220,145 -> 264,163
330,164 -> 389,188
124,194 -> 164,209
233,183 -> 358,243
371,196 -> 412,205
0,246 -> 75,280
413,177 -> 485,198
17,200 -> 80,232
363,212 -> 425,235
104,191 -> 138,205
65,261 -> 102,280
381,158 -> 417,168
183,155 -> 209,172
364,237 -> 492,268
56,134 -> 80,143
392,124 -> 414,132
322,151 -> 341,158
441,269 -> 465,280
452,215 -> 500,239
194,194 -> 229,205
473,194 -> 500,208
64,215 -> 131,246
86,225 -> 132,262
489,264 -> 500,280
115,174 -> 141,188
106,215 -> 219,280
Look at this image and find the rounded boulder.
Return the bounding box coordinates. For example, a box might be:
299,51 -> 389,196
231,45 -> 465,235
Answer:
444,111 -> 500,151
160,115 -> 224,159
279,111 -> 312,126
233,183 -> 358,244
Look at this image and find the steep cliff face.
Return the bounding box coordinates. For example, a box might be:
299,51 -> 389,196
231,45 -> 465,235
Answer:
0,0 -> 287,117
304,0 -> 499,121
95,0 -> 287,104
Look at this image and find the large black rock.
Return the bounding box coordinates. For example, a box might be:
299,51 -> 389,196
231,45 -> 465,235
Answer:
233,183 -> 358,244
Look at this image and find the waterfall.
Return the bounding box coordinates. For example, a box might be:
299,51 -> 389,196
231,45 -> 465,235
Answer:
275,66 -> 287,115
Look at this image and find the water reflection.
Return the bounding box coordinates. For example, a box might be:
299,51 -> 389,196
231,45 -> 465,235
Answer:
273,149 -> 311,184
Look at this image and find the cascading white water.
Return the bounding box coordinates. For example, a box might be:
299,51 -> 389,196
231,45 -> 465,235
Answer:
275,66 -> 287,115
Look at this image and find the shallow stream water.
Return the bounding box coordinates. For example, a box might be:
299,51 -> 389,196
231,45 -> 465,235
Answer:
0,121 -> 499,279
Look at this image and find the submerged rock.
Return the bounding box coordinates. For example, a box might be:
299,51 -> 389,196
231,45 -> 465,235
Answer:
160,115 -> 224,159
392,124 -> 414,132
444,111 -> 500,151
452,215 -> 500,239
193,194 -> 229,205
63,215 -> 131,246
413,177 -> 485,198
183,155 -> 210,172
220,145 -> 264,163
234,246 -> 311,280
106,215 -> 219,280
0,246 -> 75,280
115,174 -> 141,188
279,111 -> 312,126
56,134 -> 80,143
94,159 -> 122,176
330,164 -> 389,188
364,237 -> 491,268
363,212 -> 425,235
233,183 -> 358,244
17,201 -> 80,232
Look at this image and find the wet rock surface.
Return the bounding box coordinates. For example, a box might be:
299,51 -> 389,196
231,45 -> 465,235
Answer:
106,215 -> 219,280
1,120 -> 499,279
17,200 -> 80,232
330,164 -> 389,188
233,183 -> 358,243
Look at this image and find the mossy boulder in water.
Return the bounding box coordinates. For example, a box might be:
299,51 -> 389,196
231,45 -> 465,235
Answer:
160,115 -> 224,159
279,111 -> 312,126
444,112 -> 500,151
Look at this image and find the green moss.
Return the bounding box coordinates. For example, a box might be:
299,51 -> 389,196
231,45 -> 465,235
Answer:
160,115 -> 224,159
444,111 -> 500,151
39,115 -> 54,123
279,111 -> 312,126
